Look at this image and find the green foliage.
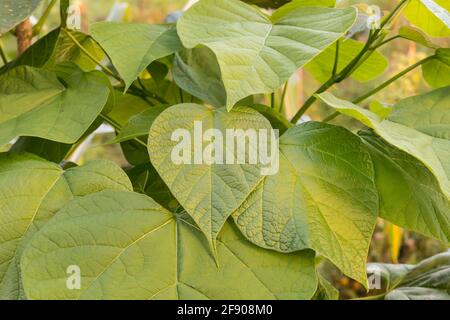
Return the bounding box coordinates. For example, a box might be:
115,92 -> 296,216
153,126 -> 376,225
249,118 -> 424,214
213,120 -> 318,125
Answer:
368,251 -> 450,300
0,0 -> 449,300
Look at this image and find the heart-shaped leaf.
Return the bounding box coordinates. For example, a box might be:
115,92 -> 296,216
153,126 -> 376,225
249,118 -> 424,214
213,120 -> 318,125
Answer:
233,121 -> 379,285
0,153 -> 132,299
177,0 -> 356,109
318,87 -> 450,199
90,22 -> 183,90
0,63 -> 110,146
148,103 -> 273,248
21,190 -> 317,300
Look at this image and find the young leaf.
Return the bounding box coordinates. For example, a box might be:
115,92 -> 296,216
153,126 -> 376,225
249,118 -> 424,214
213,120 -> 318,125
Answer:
148,104 -> 272,248
403,0 -> 450,37
423,48 -> 450,88
21,190 -> 318,300
233,121 -> 379,286
317,87 -> 450,199
177,0 -> 356,109
90,22 -> 183,90
361,130 -> 450,245
398,26 -> 438,48
0,153 -> 132,299
0,0 -> 44,34
0,63 -> 110,146
173,47 -> 227,107
306,38 -> 388,83
111,106 -> 167,144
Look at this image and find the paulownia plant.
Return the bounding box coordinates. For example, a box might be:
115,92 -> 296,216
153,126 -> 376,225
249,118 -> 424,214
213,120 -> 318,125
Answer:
0,0 -> 449,300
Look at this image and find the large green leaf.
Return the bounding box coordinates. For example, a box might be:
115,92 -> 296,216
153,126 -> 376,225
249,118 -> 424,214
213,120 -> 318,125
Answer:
148,103 -> 272,248
233,121 -> 379,285
0,0 -> 43,34
398,26 -> 438,48
317,88 -> 450,199
0,63 -> 110,146
90,22 -> 183,90
403,0 -> 450,37
423,48 -> 450,88
0,153 -> 132,299
21,190 -> 317,300
305,38 -> 388,83
177,0 -> 356,109
360,130 -> 450,244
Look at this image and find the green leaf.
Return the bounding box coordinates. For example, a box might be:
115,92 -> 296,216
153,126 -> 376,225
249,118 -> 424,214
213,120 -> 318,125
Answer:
423,48 -> 450,88
306,38 -> 388,83
360,130 -> 450,245
398,26 -> 437,48
90,22 -> 183,90
313,275 -> 339,300
0,0 -> 43,34
9,137 -> 72,163
370,251 -> 450,300
173,47 -> 227,107
111,106 -> 167,144
403,0 -> 450,37
0,63 -> 110,146
1,28 -> 104,74
317,88 -> 450,200
233,121 -> 379,286
0,153 -> 132,299
21,190 -> 318,300
148,103 -> 273,247
177,0 -> 356,109
126,163 -> 178,211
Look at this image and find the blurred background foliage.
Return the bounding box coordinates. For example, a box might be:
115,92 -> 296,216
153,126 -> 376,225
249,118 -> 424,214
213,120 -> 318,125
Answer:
0,0 -> 448,299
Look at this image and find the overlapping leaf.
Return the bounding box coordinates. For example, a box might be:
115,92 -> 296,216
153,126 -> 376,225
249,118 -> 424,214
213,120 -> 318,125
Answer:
90,22 -> 183,90
318,87 -> 450,200
423,48 -> 450,88
148,103 -> 273,248
368,251 -> 450,300
233,121 -> 379,285
360,130 -> 450,244
0,153 -> 132,299
403,0 -> 450,37
177,0 -> 356,109
21,190 -> 317,300
0,63 -> 110,146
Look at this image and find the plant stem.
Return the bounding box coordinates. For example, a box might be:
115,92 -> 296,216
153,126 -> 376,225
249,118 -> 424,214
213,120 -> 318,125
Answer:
332,40 -> 340,77
354,55 -> 434,104
279,81 -> 288,113
34,0 -> 58,35
0,40 -> 8,65
60,0 -> 70,28
291,0 -> 410,124
61,28 -> 123,82
371,35 -> 401,50
270,92 -> 275,108
99,113 -> 147,148
323,55 -> 434,123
